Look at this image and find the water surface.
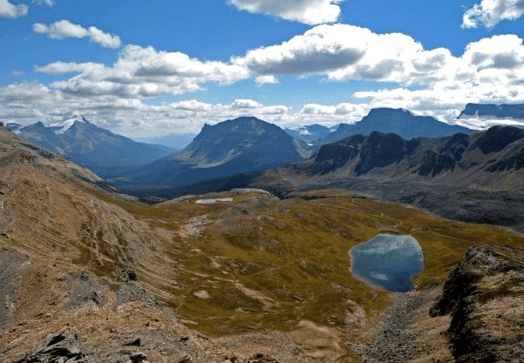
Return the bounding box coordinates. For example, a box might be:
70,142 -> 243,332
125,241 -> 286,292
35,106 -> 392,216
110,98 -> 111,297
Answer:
350,234 -> 424,292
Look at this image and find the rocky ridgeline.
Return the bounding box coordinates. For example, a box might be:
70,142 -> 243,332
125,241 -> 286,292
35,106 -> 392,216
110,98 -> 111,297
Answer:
430,245 -> 524,362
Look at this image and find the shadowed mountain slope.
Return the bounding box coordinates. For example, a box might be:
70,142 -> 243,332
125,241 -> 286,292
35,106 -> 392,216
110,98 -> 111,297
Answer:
8,115 -> 174,177
115,117 -> 308,196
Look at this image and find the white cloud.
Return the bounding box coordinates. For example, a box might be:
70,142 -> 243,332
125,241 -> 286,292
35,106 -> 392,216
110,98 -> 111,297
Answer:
462,0 -> 524,29
0,82 -> 358,136
36,25 -> 524,104
229,0 -> 346,25
231,99 -> 263,108
87,26 -> 122,49
9,69 -> 24,77
33,19 -> 122,48
0,0 -> 28,18
234,24 -> 368,77
35,61 -> 105,75
37,45 -> 249,98
32,0 -> 54,6
233,24 -> 471,86
255,75 -> 279,85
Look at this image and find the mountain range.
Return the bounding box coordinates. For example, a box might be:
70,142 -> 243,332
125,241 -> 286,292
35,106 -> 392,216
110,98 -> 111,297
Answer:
110,110 -> 476,198
458,103 -> 524,120
295,125 -> 524,184
321,108 -> 472,146
6,115 -> 174,177
6,108 -> 476,196
249,124 -> 524,232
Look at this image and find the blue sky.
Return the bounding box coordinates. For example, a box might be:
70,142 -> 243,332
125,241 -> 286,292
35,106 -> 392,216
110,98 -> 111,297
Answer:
1,0 -> 524,137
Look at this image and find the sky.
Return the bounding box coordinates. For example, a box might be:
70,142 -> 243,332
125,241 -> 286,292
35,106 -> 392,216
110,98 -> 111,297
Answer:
1,0 -> 524,137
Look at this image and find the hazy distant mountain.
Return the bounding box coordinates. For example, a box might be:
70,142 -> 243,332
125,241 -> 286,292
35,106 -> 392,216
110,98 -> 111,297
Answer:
11,115 -> 174,177
284,124 -> 332,142
135,132 -> 196,150
175,116 -> 308,167
458,103 -> 524,120
321,108 -> 472,145
115,116 -> 308,196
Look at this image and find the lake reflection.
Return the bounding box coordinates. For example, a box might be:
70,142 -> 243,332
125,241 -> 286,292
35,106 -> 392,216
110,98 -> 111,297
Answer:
350,234 -> 424,292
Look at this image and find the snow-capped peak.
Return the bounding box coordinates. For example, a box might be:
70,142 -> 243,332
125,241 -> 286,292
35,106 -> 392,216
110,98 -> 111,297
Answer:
51,115 -> 88,134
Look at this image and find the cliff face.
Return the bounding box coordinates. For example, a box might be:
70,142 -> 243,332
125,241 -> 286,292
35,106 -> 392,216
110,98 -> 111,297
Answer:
430,245 -> 524,363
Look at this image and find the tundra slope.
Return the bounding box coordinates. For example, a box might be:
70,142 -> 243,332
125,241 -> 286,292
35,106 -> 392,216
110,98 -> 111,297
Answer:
0,123 -> 321,363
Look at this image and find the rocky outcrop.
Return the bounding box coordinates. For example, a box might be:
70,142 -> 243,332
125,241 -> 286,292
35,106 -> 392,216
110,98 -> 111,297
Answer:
430,245 -> 524,362
0,251 -> 31,331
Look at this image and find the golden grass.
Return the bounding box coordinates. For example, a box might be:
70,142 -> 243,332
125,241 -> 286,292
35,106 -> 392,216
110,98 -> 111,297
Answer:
69,183 -> 524,356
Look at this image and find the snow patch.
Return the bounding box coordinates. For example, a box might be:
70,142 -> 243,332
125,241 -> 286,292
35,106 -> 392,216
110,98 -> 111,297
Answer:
51,115 -> 87,134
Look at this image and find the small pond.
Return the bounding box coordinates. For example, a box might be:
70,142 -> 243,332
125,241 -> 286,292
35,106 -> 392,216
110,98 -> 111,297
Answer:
349,234 -> 424,292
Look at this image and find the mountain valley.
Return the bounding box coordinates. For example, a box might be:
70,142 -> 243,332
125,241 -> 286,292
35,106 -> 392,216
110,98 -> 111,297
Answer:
2,104 -> 524,362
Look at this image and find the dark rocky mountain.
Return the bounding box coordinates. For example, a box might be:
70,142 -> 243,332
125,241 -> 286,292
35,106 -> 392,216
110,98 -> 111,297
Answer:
284,124 -> 332,142
249,125 -> 524,231
115,117 -> 309,197
321,108 -> 472,145
293,125 -> 524,185
9,115 -> 174,177
458,103 -> 524,120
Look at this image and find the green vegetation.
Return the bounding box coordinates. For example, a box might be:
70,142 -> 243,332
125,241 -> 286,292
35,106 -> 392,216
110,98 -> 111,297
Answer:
74,181 -> 524,347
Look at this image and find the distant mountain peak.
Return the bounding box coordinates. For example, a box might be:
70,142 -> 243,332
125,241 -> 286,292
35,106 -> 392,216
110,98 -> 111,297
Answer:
458,103 -> 524,120
320,107 -> 472,146
173,116 -> 304,168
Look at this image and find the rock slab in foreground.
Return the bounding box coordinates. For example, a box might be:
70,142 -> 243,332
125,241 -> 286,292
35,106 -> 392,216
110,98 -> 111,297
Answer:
430,245 -> 524,363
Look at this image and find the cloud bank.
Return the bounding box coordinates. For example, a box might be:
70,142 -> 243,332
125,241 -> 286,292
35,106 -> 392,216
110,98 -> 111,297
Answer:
2,24 -> 524,136
33,19 -> 122,48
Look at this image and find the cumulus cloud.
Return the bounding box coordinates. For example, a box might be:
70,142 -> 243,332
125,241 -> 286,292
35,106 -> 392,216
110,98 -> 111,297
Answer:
32,0 -> 54,6
0,0 -> 28,18
255,75 -> 279,85
462,0 -> 524,29
37,24 -> 524,104
35,61 -> 105,75
228,0 -> 346,25
33,19 -> 122,48
235,25 -> 368,76
233,24 -> 472,87
36,45 -> 249,98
